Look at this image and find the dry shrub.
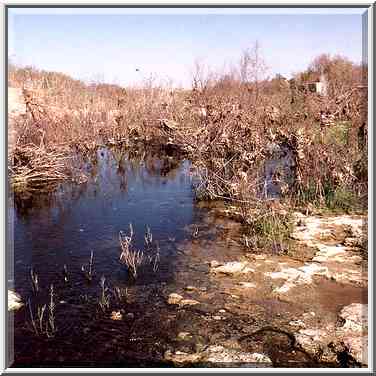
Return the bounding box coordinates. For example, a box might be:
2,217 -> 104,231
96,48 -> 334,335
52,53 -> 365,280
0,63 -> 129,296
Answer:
10,144 -> 69,192
182,55 -> 367,213
8,52 -> 367,213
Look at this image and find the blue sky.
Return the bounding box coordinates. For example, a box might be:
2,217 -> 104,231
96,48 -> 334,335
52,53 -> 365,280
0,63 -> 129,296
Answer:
8,8 -> 367,88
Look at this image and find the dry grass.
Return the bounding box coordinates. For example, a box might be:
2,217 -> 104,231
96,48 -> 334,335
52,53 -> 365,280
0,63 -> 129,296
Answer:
119,224 -> 160,279
10,144 -> 69,192
27,284 -> 57,338
119,224 -> 143,279
8,54 -> 367,214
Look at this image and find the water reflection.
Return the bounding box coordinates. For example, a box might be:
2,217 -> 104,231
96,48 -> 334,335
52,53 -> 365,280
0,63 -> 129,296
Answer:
12,147 -> 196,300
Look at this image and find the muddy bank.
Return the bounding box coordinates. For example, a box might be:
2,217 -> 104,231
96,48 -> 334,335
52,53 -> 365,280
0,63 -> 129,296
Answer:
9,149 -> 367,368
198,208 -> 368,367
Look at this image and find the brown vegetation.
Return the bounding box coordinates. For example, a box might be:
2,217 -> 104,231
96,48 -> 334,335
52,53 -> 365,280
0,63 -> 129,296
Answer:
8,49 -> 368,215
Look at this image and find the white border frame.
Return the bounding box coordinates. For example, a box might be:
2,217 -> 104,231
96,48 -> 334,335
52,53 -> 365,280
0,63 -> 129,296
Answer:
1,1 -> 373,374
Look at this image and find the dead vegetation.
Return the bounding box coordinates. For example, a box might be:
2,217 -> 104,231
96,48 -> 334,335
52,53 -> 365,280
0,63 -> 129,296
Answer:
27,284 -> 57,338
8,49 -> 367,218
119,224 -> 160,279
10,143 -> 69,192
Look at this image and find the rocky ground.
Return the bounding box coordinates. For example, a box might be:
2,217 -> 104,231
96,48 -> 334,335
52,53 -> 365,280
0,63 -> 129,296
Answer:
162,208 -> 368,367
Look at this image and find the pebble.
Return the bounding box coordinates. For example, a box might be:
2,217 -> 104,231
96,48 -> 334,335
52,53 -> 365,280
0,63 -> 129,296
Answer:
180,299 -> 200,306
177,332 -> 192,340
110,311 -> 123,321
168,293 -> 183,305
185,286 -> 197,292
238,282 -> 256,288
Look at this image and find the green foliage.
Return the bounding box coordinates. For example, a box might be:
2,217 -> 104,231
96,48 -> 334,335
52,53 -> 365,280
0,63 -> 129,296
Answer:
241,205 -> 294,255
251,210 -> 293,238
325,121 -> 351,146
295,184 -> 321,207
247,207 -> 293,241
324,186 -> 360,214
295,182 -> 363,214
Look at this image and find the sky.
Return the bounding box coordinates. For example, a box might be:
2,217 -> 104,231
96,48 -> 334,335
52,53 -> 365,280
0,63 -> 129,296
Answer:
8,8 -> 367,88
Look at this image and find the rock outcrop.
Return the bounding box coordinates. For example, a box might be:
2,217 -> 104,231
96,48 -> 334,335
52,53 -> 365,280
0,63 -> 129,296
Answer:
295,303 -> 368,366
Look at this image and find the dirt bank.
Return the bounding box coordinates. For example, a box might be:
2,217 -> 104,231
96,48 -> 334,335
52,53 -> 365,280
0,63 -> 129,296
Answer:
164,209 -> 368,367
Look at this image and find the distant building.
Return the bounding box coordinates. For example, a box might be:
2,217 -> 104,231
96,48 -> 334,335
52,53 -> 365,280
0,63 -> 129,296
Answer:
308,81 -> 325,95
297,74 -> 328,96
318,73 -> 328,96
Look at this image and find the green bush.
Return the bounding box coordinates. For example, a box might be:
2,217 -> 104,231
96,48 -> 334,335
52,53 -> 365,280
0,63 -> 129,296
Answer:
324,186 -> 360,213
325,121 -> 351,146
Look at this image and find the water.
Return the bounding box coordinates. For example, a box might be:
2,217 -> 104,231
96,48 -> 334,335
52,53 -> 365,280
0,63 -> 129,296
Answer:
9,147 -> 208,367
11,148 -> 196,293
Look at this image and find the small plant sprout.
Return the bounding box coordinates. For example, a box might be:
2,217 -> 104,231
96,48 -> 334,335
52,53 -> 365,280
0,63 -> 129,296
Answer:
153,243 -> 160,273
113,286 -> 129,304
99,275 -> 111,312
30,268 -> 39,293
27,299 -> 39,336
63,264 -> 69,283
119,223 -> 161,279
27,284 -> 57,338
119,224 -> 145,279
127,250 -> 144,279
37,304 -> 47,333
81,251 -> 94,282
47,284 -> 56,337
145,228 -> 152,246
144,225 -> 153,249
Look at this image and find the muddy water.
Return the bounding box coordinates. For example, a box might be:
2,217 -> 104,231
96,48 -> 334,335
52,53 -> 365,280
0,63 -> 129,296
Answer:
8,147 -> 366,368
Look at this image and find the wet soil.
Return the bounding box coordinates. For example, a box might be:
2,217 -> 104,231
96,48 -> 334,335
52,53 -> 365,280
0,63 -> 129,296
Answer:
8,147 -> 368,368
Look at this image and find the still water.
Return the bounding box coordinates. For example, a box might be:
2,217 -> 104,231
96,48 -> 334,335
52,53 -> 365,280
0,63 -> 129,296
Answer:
12,148 -> 197,293
9,147 -> 206,366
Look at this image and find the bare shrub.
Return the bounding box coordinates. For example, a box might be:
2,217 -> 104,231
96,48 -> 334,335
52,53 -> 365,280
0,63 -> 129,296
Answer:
8,49 -> 367,213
